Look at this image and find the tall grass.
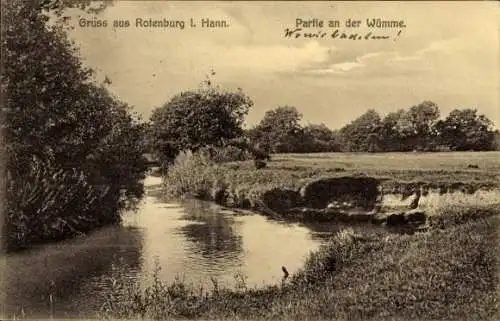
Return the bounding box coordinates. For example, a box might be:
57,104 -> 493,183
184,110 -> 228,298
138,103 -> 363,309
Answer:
199,144 -> 255,163
421,190 -> 500,229
163,151 -> 227,200
6,157 -> 112,251
164,152 -> 271,208
420,190 -> 500,213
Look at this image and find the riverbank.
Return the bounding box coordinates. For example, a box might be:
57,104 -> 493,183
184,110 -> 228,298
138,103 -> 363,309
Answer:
161,151 -> 500,228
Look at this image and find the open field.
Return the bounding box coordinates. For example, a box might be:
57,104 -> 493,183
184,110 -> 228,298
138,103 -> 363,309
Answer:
268,151 -> 500,188
273,152 -> 500,171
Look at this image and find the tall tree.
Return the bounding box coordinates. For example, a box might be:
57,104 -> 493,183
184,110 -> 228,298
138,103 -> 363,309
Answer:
302,124 -> 341,152
148,83 -> 253,165
252,106 -> 304,153
380,109 -> 407,151
2,0 -> 146,250
436,108 -> 496,151
339,109 -> 382,152
400,101 -> 440,151
493,130 -> 500,151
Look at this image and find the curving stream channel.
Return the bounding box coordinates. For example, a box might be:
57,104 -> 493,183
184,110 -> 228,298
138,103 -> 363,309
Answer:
4,175 -> 493,319
1,176 -> 338,319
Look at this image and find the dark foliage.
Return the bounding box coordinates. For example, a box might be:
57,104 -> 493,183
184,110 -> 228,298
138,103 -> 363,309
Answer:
436,108 -> 496,151
147,84 -> 253,167
2,0 -> 147,251
249,101 -> 497,153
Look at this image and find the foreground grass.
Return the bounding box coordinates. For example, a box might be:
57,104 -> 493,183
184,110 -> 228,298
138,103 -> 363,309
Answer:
101,212 -> 498,320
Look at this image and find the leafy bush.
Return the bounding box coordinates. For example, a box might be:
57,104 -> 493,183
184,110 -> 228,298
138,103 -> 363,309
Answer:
6,157 -> 111,251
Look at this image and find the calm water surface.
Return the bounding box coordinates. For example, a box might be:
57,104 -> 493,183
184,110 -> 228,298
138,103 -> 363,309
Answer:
1,176 -> 337,319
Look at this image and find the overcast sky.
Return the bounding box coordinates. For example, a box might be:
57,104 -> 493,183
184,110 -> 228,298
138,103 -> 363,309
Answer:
66,1 -> 499,129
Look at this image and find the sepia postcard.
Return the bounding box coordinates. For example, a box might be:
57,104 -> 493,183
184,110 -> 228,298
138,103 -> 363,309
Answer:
1,1 -> 499,320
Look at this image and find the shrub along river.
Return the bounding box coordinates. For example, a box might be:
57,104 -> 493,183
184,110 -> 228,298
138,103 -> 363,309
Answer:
1,176 -> 352,319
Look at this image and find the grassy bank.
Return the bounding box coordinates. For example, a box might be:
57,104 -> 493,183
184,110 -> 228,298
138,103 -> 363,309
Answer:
161,151 -> 500,222
101,212 -> 499,320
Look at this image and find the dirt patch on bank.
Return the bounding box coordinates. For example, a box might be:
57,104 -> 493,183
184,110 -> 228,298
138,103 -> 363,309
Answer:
211,175 -> 499,228
299,177 -> 380,210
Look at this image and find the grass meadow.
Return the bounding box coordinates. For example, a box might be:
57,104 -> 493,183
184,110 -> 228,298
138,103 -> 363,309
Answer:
269,151 -> 500,187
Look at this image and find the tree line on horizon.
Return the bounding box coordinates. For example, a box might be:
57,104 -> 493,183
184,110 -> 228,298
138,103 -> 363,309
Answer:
247,101 -> 499,154
146,82 -> 500,166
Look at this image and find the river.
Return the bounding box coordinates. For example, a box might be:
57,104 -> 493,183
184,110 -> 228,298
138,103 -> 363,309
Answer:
1,176 -> 335,319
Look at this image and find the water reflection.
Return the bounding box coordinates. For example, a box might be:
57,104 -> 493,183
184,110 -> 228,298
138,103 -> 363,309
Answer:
2,176 -> 328,319
133,194 -> 321,289
180,199 -> 243,269
1,225 -> 143,319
